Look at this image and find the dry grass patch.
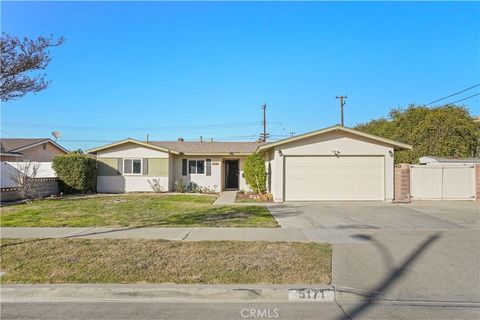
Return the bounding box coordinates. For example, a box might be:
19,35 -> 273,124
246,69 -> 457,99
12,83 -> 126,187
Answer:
0,239 -> 331,284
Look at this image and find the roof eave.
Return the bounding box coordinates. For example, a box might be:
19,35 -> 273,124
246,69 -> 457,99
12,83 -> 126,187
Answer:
0,152 -> 23,157
10,139 -> 69,154
257,125 -> 413,152
180,152 -> 254,156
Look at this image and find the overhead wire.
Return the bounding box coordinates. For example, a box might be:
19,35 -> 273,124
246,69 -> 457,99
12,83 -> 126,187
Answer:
425,84 -> 479,106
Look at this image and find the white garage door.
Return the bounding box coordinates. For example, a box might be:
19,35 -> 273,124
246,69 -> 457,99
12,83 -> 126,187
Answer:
284,156 -> 385,201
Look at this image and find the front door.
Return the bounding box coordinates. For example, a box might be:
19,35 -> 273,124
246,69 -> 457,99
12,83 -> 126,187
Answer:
225,160 -> 239,189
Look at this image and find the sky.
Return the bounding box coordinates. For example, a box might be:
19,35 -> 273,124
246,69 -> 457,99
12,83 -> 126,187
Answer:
1,1 -> 479,151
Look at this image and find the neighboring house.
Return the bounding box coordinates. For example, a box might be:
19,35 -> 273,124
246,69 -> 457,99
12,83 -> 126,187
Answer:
0,138 -> 69,162
88,125 -> 412,202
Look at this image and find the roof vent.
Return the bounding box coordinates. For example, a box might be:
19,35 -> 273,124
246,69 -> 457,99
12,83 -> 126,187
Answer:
178,138 -> 184,142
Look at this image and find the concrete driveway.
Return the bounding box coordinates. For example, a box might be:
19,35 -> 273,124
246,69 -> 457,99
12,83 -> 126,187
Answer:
270,201 -> 480,314
269,201 -> 479,230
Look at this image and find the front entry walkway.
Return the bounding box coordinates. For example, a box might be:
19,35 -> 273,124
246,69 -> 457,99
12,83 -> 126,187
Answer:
212,191 -> 237,205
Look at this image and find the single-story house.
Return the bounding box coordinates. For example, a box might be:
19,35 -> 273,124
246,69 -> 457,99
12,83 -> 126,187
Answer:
87,125 -> 412,202
0,138 -> 69,162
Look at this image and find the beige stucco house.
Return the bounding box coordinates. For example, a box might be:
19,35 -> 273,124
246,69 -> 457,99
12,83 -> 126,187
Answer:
0,138 -> 69,162
88,125 -> 412,202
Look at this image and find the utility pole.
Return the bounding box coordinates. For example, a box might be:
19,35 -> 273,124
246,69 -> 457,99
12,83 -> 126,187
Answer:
335,95 -> 347,126
260,103 -> 269,142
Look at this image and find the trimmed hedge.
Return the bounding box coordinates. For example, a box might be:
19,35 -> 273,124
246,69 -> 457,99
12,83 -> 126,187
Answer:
243,153 -> 267,194
52,154 -> 96,194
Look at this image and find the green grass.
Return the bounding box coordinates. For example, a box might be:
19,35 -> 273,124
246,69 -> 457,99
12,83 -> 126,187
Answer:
0,194 -> 277,228
0,238 -> 331,284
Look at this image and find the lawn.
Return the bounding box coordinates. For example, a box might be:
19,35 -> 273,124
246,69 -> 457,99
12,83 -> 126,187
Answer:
0,194 -> 277,227
0,239 -> 332,284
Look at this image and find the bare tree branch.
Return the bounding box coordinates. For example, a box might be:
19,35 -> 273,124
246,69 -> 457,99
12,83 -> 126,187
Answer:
0,33 -> 65,101
7,161 -> 40,199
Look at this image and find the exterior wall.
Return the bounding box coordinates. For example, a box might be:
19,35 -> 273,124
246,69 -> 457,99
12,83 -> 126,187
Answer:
97,143 -> 169,159
268,131 -> 395,202
0,179 -> 59,202
171,155 -> 250,192
476,165 -> 480,201
96,143 -> 170,193
394,163 -> 411,203
97,176 -> 169,193
20,142 -> 67,162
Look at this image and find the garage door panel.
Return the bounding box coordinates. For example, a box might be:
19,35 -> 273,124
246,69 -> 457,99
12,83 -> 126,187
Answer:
284,166 -> 308,200
285,156 -> 384,201
308,156 -> 334,166
309,167 -> 334,200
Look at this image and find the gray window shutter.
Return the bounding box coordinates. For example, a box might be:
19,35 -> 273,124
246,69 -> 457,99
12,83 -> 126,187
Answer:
143,158 -> 148,175
117,158 -> 123,175
182,159 -> 187,176
206,159 -> 211,176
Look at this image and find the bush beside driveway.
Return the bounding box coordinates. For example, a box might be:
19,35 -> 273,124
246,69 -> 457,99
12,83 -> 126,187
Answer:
0,194 -> 278,228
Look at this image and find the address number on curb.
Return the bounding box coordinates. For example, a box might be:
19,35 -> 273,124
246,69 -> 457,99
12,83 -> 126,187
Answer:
288,288 -> 334,302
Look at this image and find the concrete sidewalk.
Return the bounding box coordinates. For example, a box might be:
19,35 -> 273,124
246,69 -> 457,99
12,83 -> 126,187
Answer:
0,227 -> 310,242
2,226 -> 473,243
212,191 -> 237,205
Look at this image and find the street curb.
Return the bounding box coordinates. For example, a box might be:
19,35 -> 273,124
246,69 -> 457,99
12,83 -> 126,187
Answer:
0,284 -> 335,303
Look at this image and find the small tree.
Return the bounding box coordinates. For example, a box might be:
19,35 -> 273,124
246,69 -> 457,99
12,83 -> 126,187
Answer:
243,153 -> 267,194
7,161 -> 40,199
52,154 -> 96,194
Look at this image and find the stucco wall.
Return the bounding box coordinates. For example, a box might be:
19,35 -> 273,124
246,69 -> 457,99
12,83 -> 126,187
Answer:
95,143 -> 170,193
96,143 -> 169,159
268,131 -> 395,202
20,143 -> 67,162
172,156 -> 250,192
97,176 -> 169,193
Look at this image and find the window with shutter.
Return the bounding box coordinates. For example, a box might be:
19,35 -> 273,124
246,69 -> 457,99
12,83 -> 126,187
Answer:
206,159 -> 211,176
182,159 -> 187,176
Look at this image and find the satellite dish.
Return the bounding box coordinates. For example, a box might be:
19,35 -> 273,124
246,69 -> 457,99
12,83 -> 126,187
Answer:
51,131 -> 62,140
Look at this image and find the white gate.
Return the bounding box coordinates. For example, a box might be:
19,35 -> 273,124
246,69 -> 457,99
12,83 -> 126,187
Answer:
410,165 -> 476,200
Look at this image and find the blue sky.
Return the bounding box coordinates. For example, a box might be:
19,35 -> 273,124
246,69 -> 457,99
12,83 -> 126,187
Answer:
1,1 -> 479,151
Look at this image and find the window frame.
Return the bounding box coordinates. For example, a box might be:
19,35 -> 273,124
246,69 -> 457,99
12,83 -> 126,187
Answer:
123,158 -> 143,175
188,159 -> 206,175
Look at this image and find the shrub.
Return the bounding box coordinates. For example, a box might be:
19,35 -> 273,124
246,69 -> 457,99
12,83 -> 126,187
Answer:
174,178 -> 186,193
243,153 -> 267,193
148,179 -> 166,193
52,154 -> 96,194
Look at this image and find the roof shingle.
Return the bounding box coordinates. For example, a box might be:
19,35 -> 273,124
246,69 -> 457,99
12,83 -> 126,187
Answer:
149,141 -> 263,154
0,138 -> 49,152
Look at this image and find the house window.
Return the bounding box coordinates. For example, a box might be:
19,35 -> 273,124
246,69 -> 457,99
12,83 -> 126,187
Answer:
123,158 -> 142,175
42,143 -> 47,150
188,160 -> 205,174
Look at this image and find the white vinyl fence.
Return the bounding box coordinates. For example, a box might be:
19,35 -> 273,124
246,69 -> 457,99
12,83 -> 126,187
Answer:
410,165 -> 476,200
0,161 -> 57,188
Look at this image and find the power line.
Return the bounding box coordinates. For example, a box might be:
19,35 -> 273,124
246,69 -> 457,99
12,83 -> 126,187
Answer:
445,92 -> 480,105
426,84 -> 480,106
0,120 -> 282,132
